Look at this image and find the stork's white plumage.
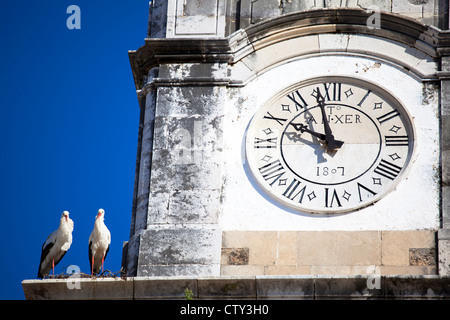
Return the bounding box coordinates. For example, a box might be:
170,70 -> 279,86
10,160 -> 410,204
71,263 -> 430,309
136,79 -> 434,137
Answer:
89,208 -> 111,275
37,211 -> 74,279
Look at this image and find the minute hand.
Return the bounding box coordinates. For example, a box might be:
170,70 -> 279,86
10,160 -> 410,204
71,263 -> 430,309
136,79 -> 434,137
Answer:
316,89 -> 344,150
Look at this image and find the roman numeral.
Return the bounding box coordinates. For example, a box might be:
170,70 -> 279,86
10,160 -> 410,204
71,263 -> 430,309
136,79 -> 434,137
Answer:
263,112 -> 287,126
258,160 -> 285,186
374,159 -> 402,180
357,183 -> 377,202
323,83 -> 342,101
254,137 -> 278,148
377,110 -> 400,124
324,188 -> 342,208
287,90 -> 308,110
357,90 -> 371,107
385,135 -> 409,146
282,179 -> 306,203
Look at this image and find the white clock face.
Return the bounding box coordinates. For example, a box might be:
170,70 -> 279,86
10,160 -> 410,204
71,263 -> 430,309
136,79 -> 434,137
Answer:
245,77 -> 415,214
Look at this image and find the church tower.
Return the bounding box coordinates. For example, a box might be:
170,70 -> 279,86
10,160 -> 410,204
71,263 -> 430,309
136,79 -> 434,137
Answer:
125,0 -> 450,282
23,0 -> 450,300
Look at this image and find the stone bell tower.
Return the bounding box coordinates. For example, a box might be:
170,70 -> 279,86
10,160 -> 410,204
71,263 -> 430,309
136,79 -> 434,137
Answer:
124,0 -> 450,283
23,0 -> 450,300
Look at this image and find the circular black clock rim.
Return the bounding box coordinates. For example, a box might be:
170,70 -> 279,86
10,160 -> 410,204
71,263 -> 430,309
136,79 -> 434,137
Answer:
244,75 -> 416,214
279,103 -> 382,186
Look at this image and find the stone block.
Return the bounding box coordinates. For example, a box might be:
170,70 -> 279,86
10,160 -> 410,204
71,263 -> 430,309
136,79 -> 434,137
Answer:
256,275 -> 314,300
442,115 -> 450,150
221,247 -> 249,265
134,276 -> 198,299
126,234 -> 141,276
314,276 -> 384,299
310,265 -> 375,276
171,0 -> 225,37
319,33 -> 350,52
442,187 -> 450,229
148,149 -> 222,192
264,265 -> 311,275
276,231 -> 297,266
240,35 -> 320,75
222,231 -> 277,266
438,231 -> 450,275
249,0 -> 282,24
137,225 -> 222,277
221,265 -> 265,276
384,275 -> 450,299
198,276 -> 256,299
142,264 -> 220,277
155,86 -> 224,118
380,266 -> 437,276
138,226 -> 221,265
148,189 -> 221,224
441,81 -> 450,116
22,278 -> 134,300
158,63 -> 228,81
147,0 -> 168,38
381,231 -> 436,266
392,0 -> 433,20
443,150 -> 450,185
296,231 -> 381,266
409,248 -> 436,266
167,189 -> 221,224
147,192 -> 170,224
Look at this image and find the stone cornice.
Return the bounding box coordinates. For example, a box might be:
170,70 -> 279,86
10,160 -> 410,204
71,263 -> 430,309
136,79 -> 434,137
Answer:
129,8 -> 450,91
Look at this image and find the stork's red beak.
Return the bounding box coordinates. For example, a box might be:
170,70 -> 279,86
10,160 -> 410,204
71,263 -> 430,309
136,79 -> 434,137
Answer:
97,212 -> 101,218
65,216 -> 68,222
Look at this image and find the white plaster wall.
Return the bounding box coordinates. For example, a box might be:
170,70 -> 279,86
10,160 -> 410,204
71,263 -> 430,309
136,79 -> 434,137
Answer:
220,53 -> 440,231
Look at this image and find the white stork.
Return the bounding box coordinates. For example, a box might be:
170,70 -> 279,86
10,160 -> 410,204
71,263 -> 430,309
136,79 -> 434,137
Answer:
37,211 -> 74,278
88,208 -> 111,275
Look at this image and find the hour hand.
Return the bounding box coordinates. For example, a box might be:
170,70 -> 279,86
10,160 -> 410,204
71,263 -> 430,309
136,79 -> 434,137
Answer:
289,122 -> 326,140
289,122 -> 344,149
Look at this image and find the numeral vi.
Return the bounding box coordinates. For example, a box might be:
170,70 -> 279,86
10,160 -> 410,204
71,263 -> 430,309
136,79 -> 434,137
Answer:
324,188 -> 342,208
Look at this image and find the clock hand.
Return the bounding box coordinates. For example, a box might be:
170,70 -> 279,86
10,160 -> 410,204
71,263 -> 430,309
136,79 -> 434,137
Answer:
315,87 -> 344,151
289,122 -> 326,140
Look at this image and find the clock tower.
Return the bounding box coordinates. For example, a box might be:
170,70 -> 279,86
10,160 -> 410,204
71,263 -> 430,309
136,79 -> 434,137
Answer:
125,0 -> 450,282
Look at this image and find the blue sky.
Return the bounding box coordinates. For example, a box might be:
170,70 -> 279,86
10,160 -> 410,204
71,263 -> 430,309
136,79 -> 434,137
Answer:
0,1 -> 150,299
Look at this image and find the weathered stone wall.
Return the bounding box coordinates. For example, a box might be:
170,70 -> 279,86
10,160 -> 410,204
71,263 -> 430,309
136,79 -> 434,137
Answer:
221,230 -> 437,276
226,0 -> 444,33
128,62 -> 229,276
22,275 -> 450,299
147,0 -> 447,39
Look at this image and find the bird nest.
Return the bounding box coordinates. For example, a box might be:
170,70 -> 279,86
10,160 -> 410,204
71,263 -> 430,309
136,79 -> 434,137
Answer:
42,267 -> 127,280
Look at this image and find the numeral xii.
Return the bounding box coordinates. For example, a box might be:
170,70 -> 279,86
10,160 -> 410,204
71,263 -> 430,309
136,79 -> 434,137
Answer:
323,83 -> 342,101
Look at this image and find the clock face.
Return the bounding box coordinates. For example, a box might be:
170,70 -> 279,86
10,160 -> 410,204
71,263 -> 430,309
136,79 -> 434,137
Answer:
245,77 -> 415,214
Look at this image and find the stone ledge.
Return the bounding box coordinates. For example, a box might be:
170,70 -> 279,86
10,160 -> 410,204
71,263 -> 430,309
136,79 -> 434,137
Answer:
22,275 -> 450,300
